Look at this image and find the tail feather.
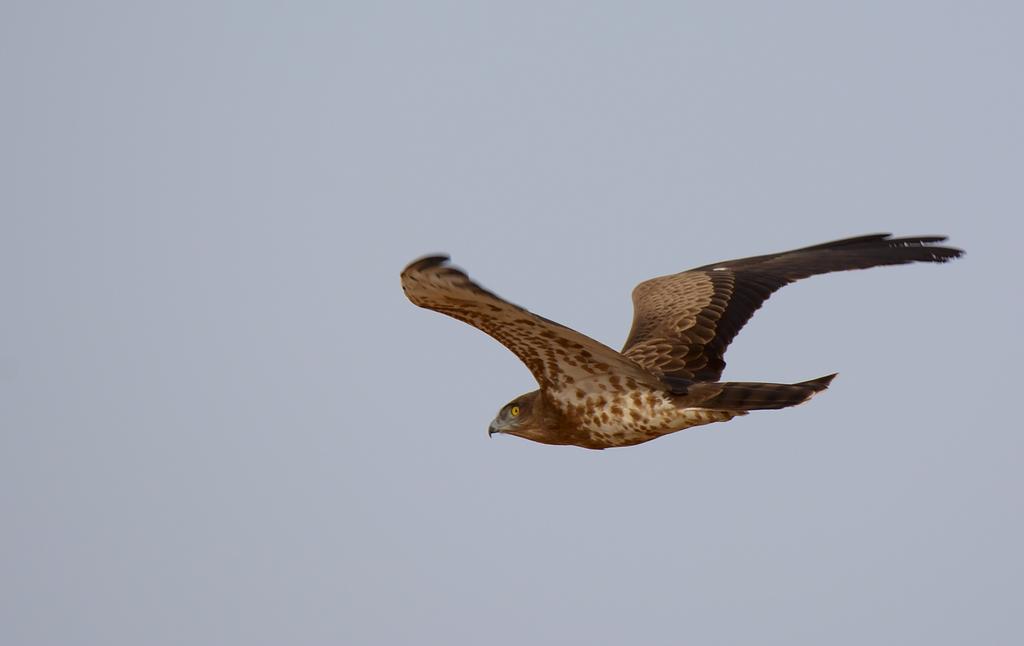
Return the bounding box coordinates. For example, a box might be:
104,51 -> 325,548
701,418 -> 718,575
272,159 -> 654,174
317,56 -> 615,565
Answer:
688,373 -> 837,411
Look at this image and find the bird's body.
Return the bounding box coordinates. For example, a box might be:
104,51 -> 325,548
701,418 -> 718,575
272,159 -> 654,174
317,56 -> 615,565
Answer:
507,385 -> 736,450
401,234 -> 962,449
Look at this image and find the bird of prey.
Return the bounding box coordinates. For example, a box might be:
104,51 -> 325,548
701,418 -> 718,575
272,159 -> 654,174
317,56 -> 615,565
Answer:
401,234 -> 962,449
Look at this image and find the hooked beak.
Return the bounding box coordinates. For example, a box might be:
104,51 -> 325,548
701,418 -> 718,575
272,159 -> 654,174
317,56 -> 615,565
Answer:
488,421 -> 500,437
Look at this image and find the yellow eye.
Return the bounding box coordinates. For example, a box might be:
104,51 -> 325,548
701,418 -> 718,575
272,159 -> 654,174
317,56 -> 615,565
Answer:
510,405 -> 520,417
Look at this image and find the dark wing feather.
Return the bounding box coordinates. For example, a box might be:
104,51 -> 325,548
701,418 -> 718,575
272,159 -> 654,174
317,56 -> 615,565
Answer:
622,234 -> 963,382
402,255 -> 657,395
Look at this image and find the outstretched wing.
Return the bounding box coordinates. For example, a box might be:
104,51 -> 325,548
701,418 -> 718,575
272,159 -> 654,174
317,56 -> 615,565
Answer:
622,234 -> 964,382
402,255 -> 657,395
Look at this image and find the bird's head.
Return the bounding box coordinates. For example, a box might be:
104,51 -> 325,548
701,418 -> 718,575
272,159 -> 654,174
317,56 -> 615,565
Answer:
488,390 -> 550,442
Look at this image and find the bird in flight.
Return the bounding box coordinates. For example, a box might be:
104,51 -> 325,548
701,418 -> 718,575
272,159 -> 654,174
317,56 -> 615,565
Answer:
401,234 -> 962,449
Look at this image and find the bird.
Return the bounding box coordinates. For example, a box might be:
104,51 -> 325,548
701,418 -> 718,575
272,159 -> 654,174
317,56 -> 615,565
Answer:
401,234 -> 963,449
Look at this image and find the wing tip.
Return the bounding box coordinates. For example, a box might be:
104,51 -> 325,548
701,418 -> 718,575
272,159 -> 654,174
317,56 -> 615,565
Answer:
890,235 -> 965,263
403,254 -> 451,275
806,233 -> 964,262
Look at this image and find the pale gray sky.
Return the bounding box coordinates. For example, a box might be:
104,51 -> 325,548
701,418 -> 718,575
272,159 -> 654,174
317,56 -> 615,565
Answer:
2,2 -> 1022,645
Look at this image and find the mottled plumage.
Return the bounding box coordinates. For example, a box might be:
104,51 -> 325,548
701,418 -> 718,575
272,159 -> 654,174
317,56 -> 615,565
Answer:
401,234 -> 962,449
